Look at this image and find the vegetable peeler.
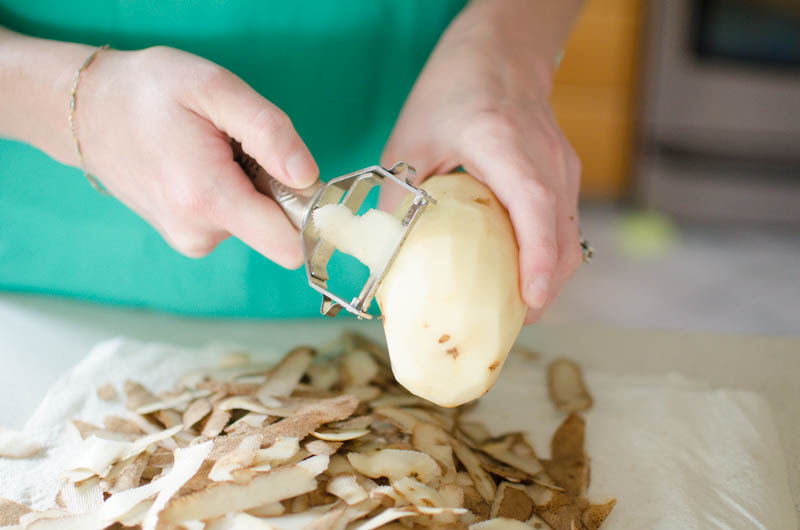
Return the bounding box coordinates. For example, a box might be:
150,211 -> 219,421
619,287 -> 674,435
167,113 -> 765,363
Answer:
232,141 -> 435,320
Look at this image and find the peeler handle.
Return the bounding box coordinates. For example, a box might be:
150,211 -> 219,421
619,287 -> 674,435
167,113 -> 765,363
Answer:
231,140 -> 323,229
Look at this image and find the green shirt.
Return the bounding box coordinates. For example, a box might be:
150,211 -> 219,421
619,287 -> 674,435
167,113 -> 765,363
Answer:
0,0 -> 466,318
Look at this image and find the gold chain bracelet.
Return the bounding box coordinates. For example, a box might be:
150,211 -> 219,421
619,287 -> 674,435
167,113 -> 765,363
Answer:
69,44 -> 110,194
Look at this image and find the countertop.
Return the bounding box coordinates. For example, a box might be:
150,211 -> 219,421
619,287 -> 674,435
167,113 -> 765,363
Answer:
1,292 -> 798,516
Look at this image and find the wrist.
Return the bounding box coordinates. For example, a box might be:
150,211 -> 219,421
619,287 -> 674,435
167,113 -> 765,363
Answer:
463,0 -> 582,93
0,29 -> 94,165
459,0 -> 557,94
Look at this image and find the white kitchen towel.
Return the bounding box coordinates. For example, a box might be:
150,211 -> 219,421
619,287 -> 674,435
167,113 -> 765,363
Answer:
472,357 -> 797,529
0,338 -> 275,511
0,337 -> 796,529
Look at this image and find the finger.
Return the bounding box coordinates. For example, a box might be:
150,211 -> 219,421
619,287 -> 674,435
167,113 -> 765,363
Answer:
524,304 -> 547,325
523,207 -> 582,326
381,129 -> 442,178
190,69 -> 318,189
522,261 -> 570,325
162,228 -> 230,259
378,152 -> 440,214
509,180 -> 558,310
525,225 -> 580,321
528,146 -> 583,321
485,168 -> 558,309
461,148 -> 559,311
554,210 -> 582,287
214,162 -> 304,269
379,130 -> 445,212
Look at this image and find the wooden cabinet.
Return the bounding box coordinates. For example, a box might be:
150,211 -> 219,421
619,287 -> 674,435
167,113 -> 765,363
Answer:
551,0 -> 643,199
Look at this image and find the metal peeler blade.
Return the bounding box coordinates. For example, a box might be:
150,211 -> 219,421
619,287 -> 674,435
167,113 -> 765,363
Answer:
233,141 -> 435,320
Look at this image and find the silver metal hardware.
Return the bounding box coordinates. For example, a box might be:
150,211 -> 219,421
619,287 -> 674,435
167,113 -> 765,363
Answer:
233,141 -> 434,319
580,234 -> 594,263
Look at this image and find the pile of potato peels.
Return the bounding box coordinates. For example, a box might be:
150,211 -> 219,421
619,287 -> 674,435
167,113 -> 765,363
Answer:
0,333 -> 615,530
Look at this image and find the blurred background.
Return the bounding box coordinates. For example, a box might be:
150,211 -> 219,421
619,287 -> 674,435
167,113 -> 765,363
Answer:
544,0 -> 800,335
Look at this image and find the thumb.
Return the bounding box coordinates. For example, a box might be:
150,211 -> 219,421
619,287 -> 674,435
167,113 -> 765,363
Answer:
379,131 -> 451,213
191,70 -> 318,188
213,161 -> 304,269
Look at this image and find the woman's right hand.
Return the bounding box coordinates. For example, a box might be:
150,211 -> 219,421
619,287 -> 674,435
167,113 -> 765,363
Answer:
69,46 -> 319,267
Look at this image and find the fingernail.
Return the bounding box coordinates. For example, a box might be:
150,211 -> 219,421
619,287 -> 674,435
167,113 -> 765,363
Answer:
286,149 -> 318,188
525,276 -> 550,309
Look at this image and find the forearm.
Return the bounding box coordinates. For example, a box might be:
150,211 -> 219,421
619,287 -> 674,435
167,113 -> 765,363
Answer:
0,26 -> 93,165
481,0 -> 584,57
464,0 -> 585,92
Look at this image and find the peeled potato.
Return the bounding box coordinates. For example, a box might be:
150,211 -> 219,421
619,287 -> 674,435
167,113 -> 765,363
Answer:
376,174 -> 526,407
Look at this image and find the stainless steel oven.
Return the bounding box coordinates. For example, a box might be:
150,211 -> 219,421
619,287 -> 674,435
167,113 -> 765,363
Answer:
637,0 -> 800,223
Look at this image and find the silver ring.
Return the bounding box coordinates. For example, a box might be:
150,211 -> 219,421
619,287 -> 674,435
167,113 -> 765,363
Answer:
580,233 -> 593,263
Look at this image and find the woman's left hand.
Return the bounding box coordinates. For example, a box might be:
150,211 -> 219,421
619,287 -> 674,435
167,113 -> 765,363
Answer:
382,0 -> 584,324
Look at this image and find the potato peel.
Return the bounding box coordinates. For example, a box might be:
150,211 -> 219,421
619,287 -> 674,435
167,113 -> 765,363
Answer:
480,433 -> 543,476
256,346 -> 315,402
547,359 -> 593,413
326,473 -> 368,505
201,408 -> 232,438
311,428 -> 370,442
542,413 -> 588,497
5,333 -> 614,530
161,455 -> 328,523
305,439 -> 342,456
140,440 -> 213,530
353,505 -> 465,530
340,349 -> 380,387
490,482 -> 535,522
347,449 -> 441,483
182,398 -> 212,429
208,434 -> 260,482
411,422 -> 457,484
451,437 -> 496,503
470,518 -> 540,529
123,381 -> 157,410
0,497 -> 32,525
96,383 -> 117,402
0,428 -> 41,459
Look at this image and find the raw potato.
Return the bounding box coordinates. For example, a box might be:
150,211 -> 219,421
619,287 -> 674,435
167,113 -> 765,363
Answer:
313,204 -> 405,272
377,174 -> 527,407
